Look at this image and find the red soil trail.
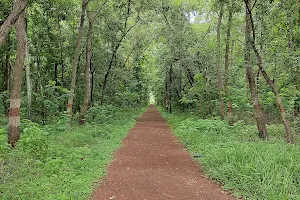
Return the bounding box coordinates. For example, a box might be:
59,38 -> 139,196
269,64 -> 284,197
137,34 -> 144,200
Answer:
92,105 -> 234,200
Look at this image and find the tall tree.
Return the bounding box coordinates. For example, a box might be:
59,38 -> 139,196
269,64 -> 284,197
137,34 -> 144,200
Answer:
79,12 -> 93,124
244,0 -> 268,139
67,0 -> 89,118
8,9 -> 27,147
224,1 -> 234,125
217,2 -> 225,120
245,0 -> 293,143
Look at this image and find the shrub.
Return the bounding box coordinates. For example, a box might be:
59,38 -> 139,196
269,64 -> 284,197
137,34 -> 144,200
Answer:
19,120 -> 49,160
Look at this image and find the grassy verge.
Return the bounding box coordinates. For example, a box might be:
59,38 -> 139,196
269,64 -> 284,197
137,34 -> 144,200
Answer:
159,108 -> 300,200
0,107 -> 146,200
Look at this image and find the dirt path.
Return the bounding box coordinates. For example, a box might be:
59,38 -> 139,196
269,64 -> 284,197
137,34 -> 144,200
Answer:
92,106 -> 234,200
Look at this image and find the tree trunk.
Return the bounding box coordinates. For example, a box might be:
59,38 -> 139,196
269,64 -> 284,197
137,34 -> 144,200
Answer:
100,0 -> 132,106
67,0 -> 89,118
90,68 -> 95,107
4,32 -> 12,92
100,49 -> 117,106
54,63 -> 58,85
224,3 -> 234,125
79,16 -> 93,125
244,0 -> 268,139
25,35 -> 31,119
0,0 -> 28,46
169,64 -> 172,113
245,0 -> 293,143
164,71 -> 169,110
217,4 -> 225,120
298,0 -> 300,27
8,10 -> 26,147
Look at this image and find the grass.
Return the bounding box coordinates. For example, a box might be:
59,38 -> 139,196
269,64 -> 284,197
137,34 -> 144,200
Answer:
0,107 -> 146,200
159,108 -> 300,200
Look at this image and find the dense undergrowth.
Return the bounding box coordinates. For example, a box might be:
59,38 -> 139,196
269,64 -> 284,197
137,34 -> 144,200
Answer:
0,106 -> 146,200
160,108 -> 300,200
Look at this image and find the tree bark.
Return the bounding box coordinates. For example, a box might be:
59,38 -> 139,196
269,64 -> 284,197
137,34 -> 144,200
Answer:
67,0 -> 89,118
8,10 -> 27,147
224,3 -> 234,125
217,4 -> 225,120
244,0 -> 268,139
0,0 -> 27,46
79,15 -> 93,124
245,0 -> 292,143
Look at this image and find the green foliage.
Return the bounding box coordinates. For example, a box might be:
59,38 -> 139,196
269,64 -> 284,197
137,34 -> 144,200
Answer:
85,105 -> 116,124
0,92 -> 9,125
0,128 -> 10,155
0,107 -> 145,199
161,109 -> 300,200
19,120 -> 49,159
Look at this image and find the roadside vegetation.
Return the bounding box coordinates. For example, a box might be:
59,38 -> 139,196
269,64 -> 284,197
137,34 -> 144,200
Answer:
0,106 -> 146,199
0,0 -> 299,199
160,109 -> 300,200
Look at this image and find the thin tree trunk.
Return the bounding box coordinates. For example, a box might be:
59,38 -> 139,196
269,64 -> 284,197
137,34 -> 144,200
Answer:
224,3 -> 234,125
245,0 -> 292,143
100,0 -> 133,106
4,32 -> 11,92
90,68 -> 95,107
298,0 -> 300,27
164,71 -> 169,110
54,63 -> 58,85
217,4 -> 225,120
67,0 -> 89,118
8,10 -> 26,147
244,0 -> 268,139
25,36 -> 31,119
0,0 -> 27,46
79,15 -> 93,124
100,49 -> 117,106
169,64 -> 172,113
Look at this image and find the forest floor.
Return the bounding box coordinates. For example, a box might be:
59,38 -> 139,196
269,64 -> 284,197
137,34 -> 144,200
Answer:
92,105 -> 233,200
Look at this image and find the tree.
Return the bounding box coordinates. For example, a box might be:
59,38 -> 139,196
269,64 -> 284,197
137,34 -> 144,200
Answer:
216,1 -> 225,120
8,9 -> 27,147
224,0 -> 234,125
244,0 -> 268,139
79,12 -> 93,124
244,0 -> 293,143
67,0 -> 89,119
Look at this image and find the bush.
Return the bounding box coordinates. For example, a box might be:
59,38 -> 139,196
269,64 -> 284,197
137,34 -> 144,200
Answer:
0,128 -> 10,155
19,120 -> 49,160
85,105 -> 116,123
